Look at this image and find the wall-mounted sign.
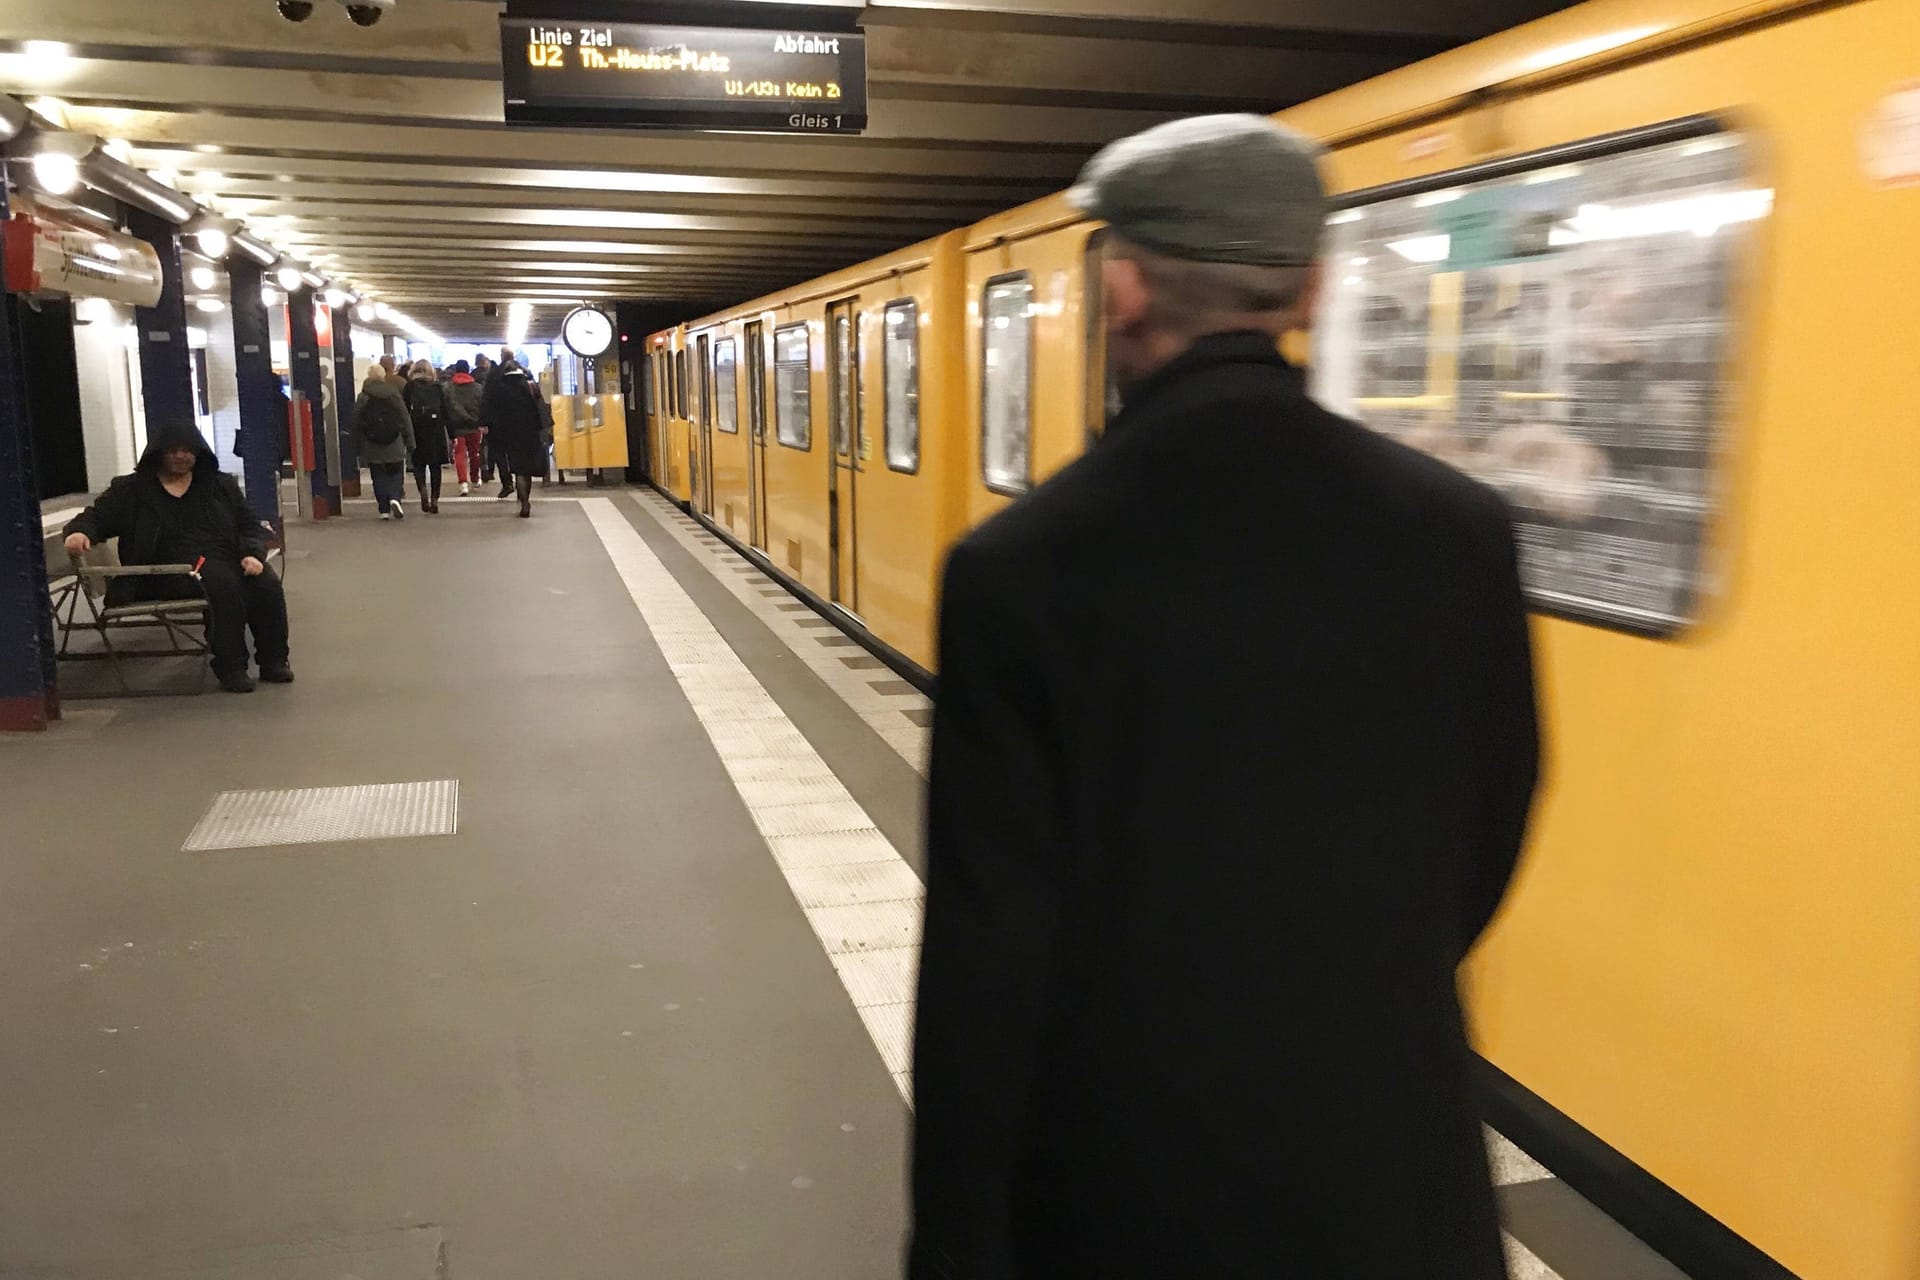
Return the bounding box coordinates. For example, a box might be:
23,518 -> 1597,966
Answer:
3,211 -> 164,307
561,305 -> 615,357
500,18 -> 867,134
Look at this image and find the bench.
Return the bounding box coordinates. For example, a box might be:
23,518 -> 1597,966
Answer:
47,519 -> 286,698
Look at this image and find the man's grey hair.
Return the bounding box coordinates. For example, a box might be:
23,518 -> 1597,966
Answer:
1110,236 -> 1314,339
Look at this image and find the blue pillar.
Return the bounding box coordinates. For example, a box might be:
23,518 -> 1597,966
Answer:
0,183 -> 57,731
331,304 -> 360,496
228,258 -> 282,528
286,286 -> 336,518
125,207 -> 196,432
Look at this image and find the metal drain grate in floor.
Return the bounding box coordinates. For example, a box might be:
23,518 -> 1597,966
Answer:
182,779 -> 459,852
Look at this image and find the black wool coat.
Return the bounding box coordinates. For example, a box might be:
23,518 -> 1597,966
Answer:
909,332 -> 1541,1280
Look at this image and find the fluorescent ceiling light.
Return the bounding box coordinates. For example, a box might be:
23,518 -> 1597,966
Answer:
31,151 -> 81,195
1387,235 -> 1451,263
195,297 -> 226,313
1548,188 -> 1772,243
276,266 -> 303,291
194,228 -> 230,258
504,300 -> 533,349
190,265 -> 219,290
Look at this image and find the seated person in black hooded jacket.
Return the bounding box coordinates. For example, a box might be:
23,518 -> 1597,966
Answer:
63,421 -> 293,694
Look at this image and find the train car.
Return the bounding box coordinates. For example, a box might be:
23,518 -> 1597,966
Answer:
648,2 -> 1919,1276
661,233 -> 967,671
544,345 -> 628,479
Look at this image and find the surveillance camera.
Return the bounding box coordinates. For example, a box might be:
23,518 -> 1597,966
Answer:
338,0 -> 395,25
276,0 -> 315,19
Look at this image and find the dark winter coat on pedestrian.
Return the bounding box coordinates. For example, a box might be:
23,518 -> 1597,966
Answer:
446,371 -> 483,436
909,332 -> 1541,1280
478,360 -> 546,476
353,371 -> 414,466
403,371 -> 452,467
63,422 -> 271,608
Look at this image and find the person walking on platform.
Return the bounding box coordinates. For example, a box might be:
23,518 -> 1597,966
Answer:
354,365 -> 414,521
446,359 -> 485,496
402,359 -> 452,514
61,422 -> 292,693
479,347 -> 543,518
471,352 -> 498,486
909,114 -> 1541,1280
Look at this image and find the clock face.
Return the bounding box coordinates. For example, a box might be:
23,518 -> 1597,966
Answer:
562,307 -> 614,357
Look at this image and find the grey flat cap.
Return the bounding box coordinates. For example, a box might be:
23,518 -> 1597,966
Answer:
1069,114 -> 1329,267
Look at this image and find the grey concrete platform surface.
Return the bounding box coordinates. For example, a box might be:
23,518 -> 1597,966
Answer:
3,485 -> 1693,1280
0,494 -> 909,1280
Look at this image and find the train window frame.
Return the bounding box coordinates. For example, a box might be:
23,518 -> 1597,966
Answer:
980,271 -> 1034,496
881,298 -> 920,474
714,336 -> 740,434
773,322 -> 812,451
1311,114 -> 1758,639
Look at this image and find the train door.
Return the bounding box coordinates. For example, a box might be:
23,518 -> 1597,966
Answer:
678,344 -> 698,504
826,298 -> 862,612
697,332 -> 717,516
745,319 -> 769,551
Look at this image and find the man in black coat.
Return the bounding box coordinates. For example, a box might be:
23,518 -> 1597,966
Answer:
479,349 -> 546,518
909,115 -> 1541,1279
63,422 -> 292,694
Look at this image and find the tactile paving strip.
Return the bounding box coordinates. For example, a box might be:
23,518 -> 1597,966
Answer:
181,780 -> 459,852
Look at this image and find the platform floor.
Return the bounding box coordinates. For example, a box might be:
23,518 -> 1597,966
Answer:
4,486 -> 1689,1280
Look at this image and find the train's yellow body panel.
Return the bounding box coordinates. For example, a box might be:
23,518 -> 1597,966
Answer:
645,3 -> 1920,1273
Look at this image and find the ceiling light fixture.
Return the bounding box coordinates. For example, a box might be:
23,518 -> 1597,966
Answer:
504,300 -> 533,349
31,149 -> 82,195
276,265 -> 304,292
190,265 -> 219,290
194,297 -> 226,313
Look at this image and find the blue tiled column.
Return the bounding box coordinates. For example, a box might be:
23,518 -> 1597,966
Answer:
331,303 -> 360,496
125,207 -> 196,433
227,258 -> 282,528
286,286 -> 336,518
0,184 -> 56,731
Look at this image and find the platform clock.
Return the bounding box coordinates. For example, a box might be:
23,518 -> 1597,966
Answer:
561,305 -> 615,358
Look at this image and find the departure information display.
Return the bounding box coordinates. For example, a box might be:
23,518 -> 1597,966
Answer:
500,18 -> 868,134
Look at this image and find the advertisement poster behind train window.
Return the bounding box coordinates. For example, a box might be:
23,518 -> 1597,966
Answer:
1313,132 -> 1765,636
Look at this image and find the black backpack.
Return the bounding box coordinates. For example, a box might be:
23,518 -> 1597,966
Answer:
360,391 -> 406,446
409,382 -> 448,437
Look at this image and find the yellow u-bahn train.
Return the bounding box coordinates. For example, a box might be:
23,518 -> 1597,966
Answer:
641,2 -> 1919,1277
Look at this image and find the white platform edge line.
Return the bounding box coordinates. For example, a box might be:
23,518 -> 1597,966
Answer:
579,497 -> 919,1104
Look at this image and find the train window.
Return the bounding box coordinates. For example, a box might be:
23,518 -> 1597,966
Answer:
692,334 -> 708,427
981,273 -> 1033,495
882,299 -> 919,473
1312,122 -> 1763,636
714,337 -> 739,433
674,349 -> 686,419
774,323 -> 811,450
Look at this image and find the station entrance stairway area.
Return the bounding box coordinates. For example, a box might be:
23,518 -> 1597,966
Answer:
3,487 -> 1686,1280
